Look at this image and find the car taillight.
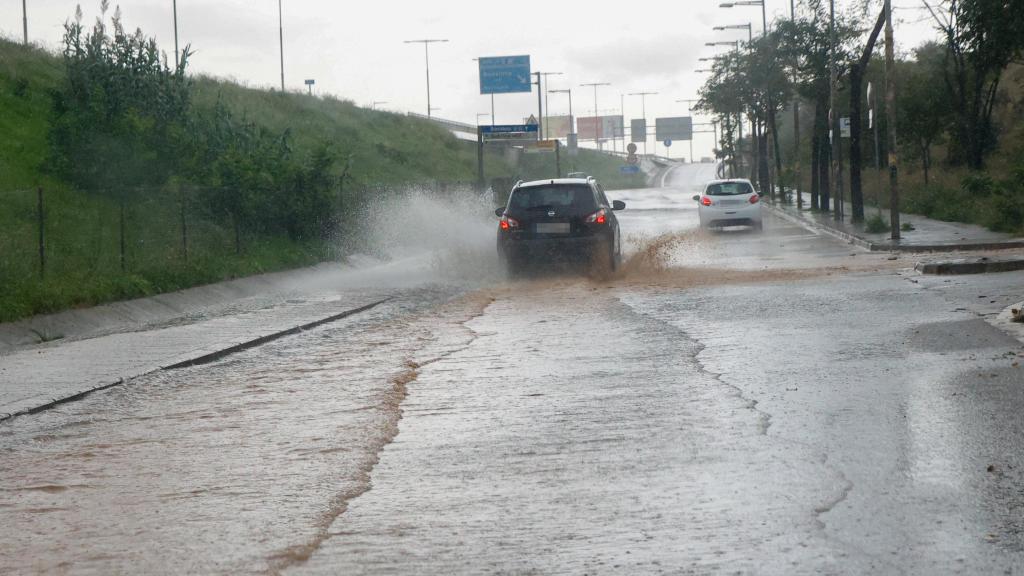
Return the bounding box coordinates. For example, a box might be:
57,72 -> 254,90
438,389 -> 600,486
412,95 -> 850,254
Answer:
749,194 -> 760,204
500,215 -> 520,230
701,196 -> 713,206
585,208 -> 607,224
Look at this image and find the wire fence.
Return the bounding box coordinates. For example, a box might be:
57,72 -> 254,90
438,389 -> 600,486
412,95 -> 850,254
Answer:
0,180 -> 481,288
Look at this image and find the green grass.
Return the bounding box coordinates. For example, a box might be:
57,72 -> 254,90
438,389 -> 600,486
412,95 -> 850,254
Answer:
0,38 -> 637,323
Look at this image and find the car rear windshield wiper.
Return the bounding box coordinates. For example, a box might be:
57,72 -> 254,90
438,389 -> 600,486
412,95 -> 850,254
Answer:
526,204 -> 556,211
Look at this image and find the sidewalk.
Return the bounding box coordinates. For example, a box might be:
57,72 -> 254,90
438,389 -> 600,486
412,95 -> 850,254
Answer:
770,192 -> 1024,253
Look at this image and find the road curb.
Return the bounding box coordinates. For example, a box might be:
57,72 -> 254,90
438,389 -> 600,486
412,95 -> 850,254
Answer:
915,258 -> 1024,275
767,204 -> 874,250
0,298 -> 390,424
768,204 -> 1024,254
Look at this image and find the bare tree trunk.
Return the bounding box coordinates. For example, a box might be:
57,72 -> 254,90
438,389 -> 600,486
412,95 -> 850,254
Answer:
850,9 -> 887,222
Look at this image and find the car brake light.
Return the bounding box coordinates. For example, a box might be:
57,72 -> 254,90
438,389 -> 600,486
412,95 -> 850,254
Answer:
585,208 -> 607,224
750,194 -> 760,204
701,196 -> 713,206
500,215 -> 520,230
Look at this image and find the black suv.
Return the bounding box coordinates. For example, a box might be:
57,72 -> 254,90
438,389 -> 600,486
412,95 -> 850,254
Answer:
495,177 -> 626,274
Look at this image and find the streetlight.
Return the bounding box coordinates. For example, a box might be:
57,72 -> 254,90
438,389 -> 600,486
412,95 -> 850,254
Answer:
22,0 -> 28,45
713,23 -> 753,44
705,40 -> 741,50
720,1 -> 767,35
371,101 -> 389,110
404,39 -> 449,118
629,91 -> 658,156
539,72 -> 563,138
677,99 -> 699,163
549,89 -> 574,138
580,82 -> 611,146
695,68 -> 714,73
278,0 -> 284,91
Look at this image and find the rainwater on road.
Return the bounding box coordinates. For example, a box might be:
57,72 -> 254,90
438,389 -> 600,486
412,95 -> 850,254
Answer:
2,165 -> 1023,574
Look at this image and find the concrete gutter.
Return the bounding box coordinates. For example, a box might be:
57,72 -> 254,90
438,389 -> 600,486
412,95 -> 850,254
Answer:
768,204 -> 875,250
988,301 -> 1024,346
0,298 -> 389,423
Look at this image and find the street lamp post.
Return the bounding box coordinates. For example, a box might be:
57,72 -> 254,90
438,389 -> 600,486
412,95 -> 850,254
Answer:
713,23 -> 753,44
22,0 -> 28,45
278,0 -> 285,92
539,72 -> 563,139
720,1 -> 767,34
172,0 -> 179,67
580,82 -> 611,147
372,101 -> 389,110
404,39 -> 449,118
677,99 -> 698,162
550,89 -> 574,139
629,92 -> 658,156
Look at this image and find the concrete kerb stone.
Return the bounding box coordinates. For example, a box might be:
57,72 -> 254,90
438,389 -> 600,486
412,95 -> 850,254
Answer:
915,258 -> 1024,275
0,298 -> 390,424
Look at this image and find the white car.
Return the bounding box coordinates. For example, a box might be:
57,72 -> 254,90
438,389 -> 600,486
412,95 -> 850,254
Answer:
693,179 -> 763,231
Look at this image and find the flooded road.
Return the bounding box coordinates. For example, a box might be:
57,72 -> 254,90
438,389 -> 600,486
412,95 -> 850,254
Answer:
3,164 -> 1024,574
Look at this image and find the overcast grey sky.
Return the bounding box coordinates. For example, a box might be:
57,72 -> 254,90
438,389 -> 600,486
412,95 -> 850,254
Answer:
3,1 -> 940,157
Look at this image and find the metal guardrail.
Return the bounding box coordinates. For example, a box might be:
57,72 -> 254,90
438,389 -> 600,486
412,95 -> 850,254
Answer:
406,112 -> 479,135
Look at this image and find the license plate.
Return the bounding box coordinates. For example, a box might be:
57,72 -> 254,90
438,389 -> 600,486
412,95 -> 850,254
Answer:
536,222 -> 570,234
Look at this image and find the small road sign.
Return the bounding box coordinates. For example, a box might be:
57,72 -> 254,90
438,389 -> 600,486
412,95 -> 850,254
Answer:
664,139 -> 672,147
626,154 -> 639,166
620,165 -> 641,174
840,117 -> 852,138
626,143 -> 638,155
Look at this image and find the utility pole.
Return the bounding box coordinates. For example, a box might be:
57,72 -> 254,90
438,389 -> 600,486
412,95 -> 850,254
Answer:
791,0 -> 802,209
829,0 -> 839,218
884,0 -> 900,239
630,92 -> 658,156
22,0 -> 28,45
404,39 -> 449,118
278,0 -> 285,92
534,72 -> 543,139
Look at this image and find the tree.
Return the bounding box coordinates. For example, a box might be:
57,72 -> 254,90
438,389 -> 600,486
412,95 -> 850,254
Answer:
898,43 -> 953,185
925,0 -> 1024,169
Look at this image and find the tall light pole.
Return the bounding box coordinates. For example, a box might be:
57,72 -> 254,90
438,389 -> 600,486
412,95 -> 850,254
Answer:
405,39 -> 449,118
829,0 -> 840,218
629,91 -> 658,156
713,23 -> 753,44
539,72 -> 563,139
22,0 -> 28,45
720,1 -> 767,34
278,0 -> 285,92
677,99 -> 698,162
550,89 -> 573,139
580,82 -> 611,147
172,0 -> 179,67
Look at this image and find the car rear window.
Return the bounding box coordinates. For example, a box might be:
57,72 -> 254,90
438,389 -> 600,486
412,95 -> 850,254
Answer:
509,185 -> 597,211
706,182 -> 754,196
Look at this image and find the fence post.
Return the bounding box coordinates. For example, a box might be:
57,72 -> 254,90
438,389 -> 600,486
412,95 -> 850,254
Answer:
180,185 -> 188,263
37,187 -> 45,279
120,195 -> 126,272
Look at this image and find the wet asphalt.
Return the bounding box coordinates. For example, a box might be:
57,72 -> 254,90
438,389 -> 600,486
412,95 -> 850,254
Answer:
2,164 -> 1023,574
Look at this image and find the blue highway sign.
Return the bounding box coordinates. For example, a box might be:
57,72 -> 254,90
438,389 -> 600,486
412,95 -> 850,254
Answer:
480,124 -> 539,134
620,165 -> 641,175
479,55 -> 532,94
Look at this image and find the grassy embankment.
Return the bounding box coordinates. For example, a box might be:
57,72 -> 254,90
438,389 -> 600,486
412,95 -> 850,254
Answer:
0,38 -> 643,323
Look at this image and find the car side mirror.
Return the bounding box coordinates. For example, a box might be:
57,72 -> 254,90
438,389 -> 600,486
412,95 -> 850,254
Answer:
494,207 -> 505,217
612,200 -> 626,211
692,194 -> 701,202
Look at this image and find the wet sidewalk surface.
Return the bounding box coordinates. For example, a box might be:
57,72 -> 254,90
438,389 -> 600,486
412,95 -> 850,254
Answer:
0,289 -> 390,420
772,193 -> 1024,252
